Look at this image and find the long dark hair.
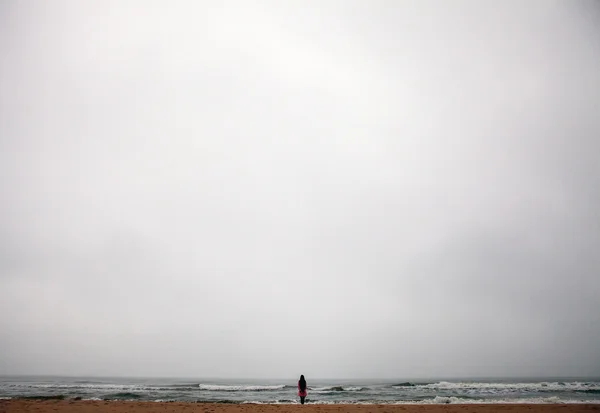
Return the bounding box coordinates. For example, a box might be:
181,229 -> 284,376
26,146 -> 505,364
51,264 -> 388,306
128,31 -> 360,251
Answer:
299,375 -> 306,391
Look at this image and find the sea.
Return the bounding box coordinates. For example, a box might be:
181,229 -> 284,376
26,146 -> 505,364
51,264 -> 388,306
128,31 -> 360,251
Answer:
1,376 -> 599,404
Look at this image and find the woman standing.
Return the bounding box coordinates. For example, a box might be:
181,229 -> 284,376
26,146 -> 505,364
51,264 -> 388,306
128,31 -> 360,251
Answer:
298,375 -> 307,404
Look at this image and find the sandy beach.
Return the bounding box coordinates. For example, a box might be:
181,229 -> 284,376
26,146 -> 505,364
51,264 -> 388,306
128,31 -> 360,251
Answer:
2,401 -> 599,413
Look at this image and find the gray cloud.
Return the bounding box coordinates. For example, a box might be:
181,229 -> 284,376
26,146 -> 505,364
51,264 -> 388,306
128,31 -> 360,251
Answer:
1,0 -> 599,379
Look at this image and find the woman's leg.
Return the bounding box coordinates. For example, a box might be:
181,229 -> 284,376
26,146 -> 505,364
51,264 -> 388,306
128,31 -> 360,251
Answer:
300,396 -> 305,404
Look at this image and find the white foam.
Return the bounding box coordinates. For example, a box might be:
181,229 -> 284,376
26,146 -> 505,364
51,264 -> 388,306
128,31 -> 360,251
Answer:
394,381 -> 600,393
12,383 -> 153,391
392,396 -> 600,405
242,400 -> 298,405
233,398 -> 600,405
198,384 -> 286,391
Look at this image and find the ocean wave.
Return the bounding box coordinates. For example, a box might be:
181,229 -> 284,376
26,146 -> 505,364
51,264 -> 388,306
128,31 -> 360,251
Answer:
103,392 -> 143,400
310,386 -> 366,393
218,397 -> 600,405
578,389 -> 600,394
6,396 -> 599,405
198,384 -> 286,392
344,387 -> 366,392
396,381 -> 600,393
4,383 -> 201,392
397,396 -> 600,404
7,383 -> 153,390
21,395 -> 66,400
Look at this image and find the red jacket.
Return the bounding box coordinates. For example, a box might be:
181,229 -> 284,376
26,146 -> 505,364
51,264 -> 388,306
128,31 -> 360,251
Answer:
298,382 -> 307,397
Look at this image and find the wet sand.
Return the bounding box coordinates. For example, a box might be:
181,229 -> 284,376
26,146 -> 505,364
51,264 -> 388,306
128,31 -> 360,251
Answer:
2,400 -> 599,413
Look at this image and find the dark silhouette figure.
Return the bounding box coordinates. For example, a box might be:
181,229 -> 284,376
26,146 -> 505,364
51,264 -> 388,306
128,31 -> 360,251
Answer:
298,375 -> 307,404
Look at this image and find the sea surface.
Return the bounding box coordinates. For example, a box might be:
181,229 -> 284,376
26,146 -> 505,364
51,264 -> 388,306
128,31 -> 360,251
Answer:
1,376 -> 599,404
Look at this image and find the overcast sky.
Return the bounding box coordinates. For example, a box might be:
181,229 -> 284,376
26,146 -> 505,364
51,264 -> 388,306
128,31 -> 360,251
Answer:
1,0 -> 600,380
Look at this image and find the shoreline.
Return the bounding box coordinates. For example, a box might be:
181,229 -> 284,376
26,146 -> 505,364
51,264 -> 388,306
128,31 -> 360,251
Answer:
2,400 -> 600,413
3,397 -> 600,404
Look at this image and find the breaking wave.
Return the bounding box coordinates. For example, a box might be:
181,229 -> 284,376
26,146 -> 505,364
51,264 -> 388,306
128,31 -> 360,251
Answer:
21,395 -> 66,400
2,378 -> 599,404
392,381 -> 600,393
394,396 -> 600,404
311,386 -> 366,393
103,392 -> 142,400
198,384 -> 286,392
